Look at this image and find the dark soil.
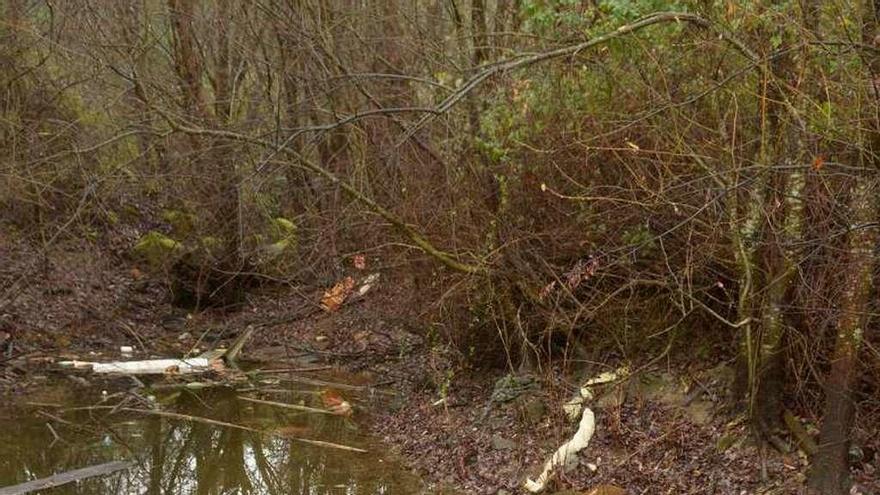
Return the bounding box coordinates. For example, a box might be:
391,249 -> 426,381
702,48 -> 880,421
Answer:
1,237 -> 877,495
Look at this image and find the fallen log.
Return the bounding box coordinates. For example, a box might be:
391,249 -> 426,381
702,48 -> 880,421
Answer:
0,461 -> 131,495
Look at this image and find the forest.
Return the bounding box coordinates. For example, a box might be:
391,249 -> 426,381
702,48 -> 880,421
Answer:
1,1 -> 879,494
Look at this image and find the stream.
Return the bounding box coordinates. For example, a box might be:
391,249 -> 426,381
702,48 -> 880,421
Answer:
0,374 -> 423,494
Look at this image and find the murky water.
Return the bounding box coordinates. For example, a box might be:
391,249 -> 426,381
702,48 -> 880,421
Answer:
0,377 -> 422,494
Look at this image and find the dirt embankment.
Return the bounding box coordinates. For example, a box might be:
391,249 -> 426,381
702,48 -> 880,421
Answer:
1,239 -> 877,495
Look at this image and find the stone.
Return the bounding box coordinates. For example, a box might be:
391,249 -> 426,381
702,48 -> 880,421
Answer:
491,435 -> 517,451
595,385 -> 627,410
684,400 -> 714,425
518,397 -> 547,424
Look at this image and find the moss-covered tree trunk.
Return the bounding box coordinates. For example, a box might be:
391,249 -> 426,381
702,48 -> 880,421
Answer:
739,6 -> 799,438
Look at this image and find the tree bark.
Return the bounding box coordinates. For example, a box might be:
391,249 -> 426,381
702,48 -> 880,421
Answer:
808,0 -> 880,491
744,9 -> 798,437
807,182 -> 876,494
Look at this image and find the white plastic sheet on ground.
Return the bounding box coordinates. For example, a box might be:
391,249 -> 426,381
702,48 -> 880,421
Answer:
524,366 -> 628,492
524,406 -> 596,493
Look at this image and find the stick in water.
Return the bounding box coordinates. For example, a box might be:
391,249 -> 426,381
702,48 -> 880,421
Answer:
237,395 -> 335,415
123,407 -> 367,453
0,461 -> 131,495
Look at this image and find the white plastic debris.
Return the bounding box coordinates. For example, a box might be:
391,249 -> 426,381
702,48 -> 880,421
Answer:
524,367 -> 629,492
59,358 -> 212,375
524,407 -> 596,493
357,273 -> 380,296
562,395 -> 586,421
562,367 -> 629,423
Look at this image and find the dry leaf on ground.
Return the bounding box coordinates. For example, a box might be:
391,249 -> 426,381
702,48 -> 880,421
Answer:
320,276 -> 355,312
321,389 -> 354,416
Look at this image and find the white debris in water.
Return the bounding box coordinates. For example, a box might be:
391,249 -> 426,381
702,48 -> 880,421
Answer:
60,358 -> 212,375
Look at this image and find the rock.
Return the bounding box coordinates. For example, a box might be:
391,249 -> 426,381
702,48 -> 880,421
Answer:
684,400 -> 714,425
496,489 -> 511,495
517,396 -> 547,424
161,313 -> 188,331
631,372 -> 685,405
491,435 -> 516,451
705,363 -> 734,387
595,385 -> 627,410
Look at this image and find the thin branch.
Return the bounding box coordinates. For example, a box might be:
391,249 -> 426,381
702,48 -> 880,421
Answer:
150,106 -> 485,275
396,11 -> 758,144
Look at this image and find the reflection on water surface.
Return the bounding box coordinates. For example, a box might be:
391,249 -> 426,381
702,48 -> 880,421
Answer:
0,382 -> 421,494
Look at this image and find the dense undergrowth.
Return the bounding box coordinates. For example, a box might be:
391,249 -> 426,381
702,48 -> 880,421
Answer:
2,1 -> 879,493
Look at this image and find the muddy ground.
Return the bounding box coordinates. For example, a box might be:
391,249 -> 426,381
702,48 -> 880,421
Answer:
1,237 -> 877,494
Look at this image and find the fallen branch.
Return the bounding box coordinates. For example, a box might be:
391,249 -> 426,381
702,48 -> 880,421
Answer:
237,395 -> 335,415
278,374 -> 396,395
249,366 -> 333,374
783,409 -> 818,456
527,368 -> 629,492
225,326 -> 254,363
294,438 -> 367,453
0,461 -> 131,495
122,407 -> 367,453
121,407 -> 260,431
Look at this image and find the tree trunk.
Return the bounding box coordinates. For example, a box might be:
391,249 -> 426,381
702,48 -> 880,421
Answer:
808,0 -> 879,491
807,181 -> 876,493
468,0 -> 487,137
744,13 -> 798,437
168,0 -> 205,116
167,0 -> 244,306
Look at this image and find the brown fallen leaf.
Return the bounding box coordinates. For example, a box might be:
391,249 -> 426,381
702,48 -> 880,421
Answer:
321,389 -> 354,416
320,276 -> 355,312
